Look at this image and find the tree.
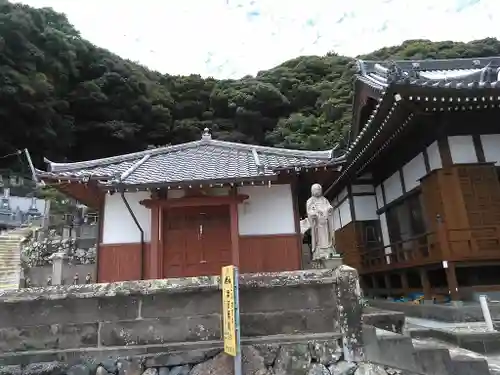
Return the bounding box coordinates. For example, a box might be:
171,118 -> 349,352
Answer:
1,0 -> 500,170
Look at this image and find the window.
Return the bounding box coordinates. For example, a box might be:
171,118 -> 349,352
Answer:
386,193 -> 426,244
359,220 -> 382,250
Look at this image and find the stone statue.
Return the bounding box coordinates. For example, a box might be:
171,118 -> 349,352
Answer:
306,183 -> 337,260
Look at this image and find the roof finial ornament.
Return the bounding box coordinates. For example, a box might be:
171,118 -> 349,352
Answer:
386,60 -> 403,84
409,62 -> 421,79
201,127 -> 212,141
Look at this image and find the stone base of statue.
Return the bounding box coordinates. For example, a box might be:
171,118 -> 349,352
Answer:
323,255 -> 343,270
312,247 -> 335,261
312,254 -> 343,270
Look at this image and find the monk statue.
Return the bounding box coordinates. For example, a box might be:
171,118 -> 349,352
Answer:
306,183 -> 337,260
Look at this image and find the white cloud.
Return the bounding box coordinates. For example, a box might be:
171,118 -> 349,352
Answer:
12,0 -> 500,78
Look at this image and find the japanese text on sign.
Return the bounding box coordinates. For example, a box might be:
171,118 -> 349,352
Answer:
222,265 -> 237,356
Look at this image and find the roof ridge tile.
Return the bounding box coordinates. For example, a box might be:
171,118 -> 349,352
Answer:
47,139 -> 335,173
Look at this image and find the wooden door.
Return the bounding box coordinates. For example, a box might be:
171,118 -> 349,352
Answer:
163,205 -> 231,277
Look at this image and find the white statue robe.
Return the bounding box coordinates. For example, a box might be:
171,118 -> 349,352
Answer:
306,196 -> 336,259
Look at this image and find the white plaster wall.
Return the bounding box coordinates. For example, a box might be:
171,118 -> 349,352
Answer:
375,185 -> 384,209
449,135 -> 477,164
102,191 -> 152,244
379,213 -> 390,247
351,185 -> 374,194
339,199 -> 352,227
427,141 -> 442,171
403,153 -> 427,191
332,195 -> 338,206
237,184 -> 295,236
481,134 -> 500,165
333,208 -> 341,230
383,172 -> 403,204
338,188 -> 348,202
353,195 -> 378,221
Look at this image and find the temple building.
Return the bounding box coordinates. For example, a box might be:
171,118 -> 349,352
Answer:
326,56 -> 500,302
36,129 -> 343,282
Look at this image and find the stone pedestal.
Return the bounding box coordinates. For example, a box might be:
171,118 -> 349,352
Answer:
323,256 -> 343,269
312,256 -> 343,270
49,252 -> 68,285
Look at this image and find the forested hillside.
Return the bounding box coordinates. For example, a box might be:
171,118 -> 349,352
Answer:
1,1 -> 500,169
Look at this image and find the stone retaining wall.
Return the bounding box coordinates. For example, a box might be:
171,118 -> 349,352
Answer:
0,266 -> 364,371
1,340 -> 403,375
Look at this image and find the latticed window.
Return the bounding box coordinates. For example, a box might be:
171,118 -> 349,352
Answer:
386,193 -> 426,244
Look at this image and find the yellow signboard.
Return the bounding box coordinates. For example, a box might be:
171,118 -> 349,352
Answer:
222,265 -> 237,356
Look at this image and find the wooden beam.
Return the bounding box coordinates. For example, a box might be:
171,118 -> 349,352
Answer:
140,194 -> 249,209
384,274 -> 392,296
401,271 -> 409,296
57,182 -> 103,209
419,268 -> 432,301
445,262 -> 460,301
150,205 -> 162,279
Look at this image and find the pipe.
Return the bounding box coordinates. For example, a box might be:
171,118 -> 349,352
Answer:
23,148 -> 39,185
479,295 -> 495,332
120,190 -> 145,280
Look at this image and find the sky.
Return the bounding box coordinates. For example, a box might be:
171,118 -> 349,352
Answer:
13,0 -> 500,79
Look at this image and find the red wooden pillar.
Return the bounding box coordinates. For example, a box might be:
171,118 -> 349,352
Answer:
150,205 -> 162,279
96,193 -> 106,283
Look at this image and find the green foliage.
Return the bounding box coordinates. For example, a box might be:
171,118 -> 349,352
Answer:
1,1 -> 500,167
36,186 -> 72,215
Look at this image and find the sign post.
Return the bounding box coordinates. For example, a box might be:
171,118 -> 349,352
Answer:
221,265 -> 242,375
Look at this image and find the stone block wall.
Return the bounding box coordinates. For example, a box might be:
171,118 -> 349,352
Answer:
0,266 -> 364,369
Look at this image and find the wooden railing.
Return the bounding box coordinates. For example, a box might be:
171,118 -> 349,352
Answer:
360,232 -> 440,272
359,224 -> 500,273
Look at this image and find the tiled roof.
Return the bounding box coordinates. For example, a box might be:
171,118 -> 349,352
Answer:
39,129 -> 343,187
357,56 -> 500,90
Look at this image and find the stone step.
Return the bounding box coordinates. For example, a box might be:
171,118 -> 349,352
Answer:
0,275 -> 19,281
0,277 -> 19,282
0,248 -> 20,252
0,254 -> 20,258
0,266 -> 20,270
0,253 -> 20,257
409,325 -> 500,354
0,263 -> 20,268
0,283 -> 18,291
0,250 -> 21,254
0,281 -> 19,288
0,255 -> 20,259
363,325 -> 493,375
0,262 -> 20,268
0,241 -> 23,245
